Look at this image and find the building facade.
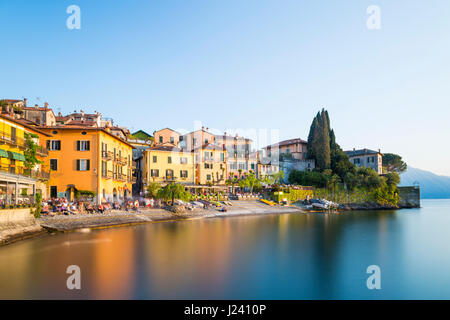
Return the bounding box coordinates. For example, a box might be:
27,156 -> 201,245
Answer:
344,148 -> 383,174
142,146 -> 195,188
0,114 -> 50,206
39,127 -> 134,204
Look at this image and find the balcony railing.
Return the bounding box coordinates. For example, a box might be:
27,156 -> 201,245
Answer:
102,170 -> 113,179
36,146 -> 49,156
0,165 -> 50,180
0,132 -> 25,149
117,174 -> 127,182
102,151 -> 113,160
115,156 -> 128,165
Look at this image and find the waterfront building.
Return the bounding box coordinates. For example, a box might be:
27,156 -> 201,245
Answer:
215,133 -> 255,179
38,126 -> 134,204
263,138 -> 308,161
142,145 -> 195,188
344,148 -> 383,174
154,128 -> 180,146
55,110 -> 113,128
194,144 -> 227,185
0,114 -> 51,205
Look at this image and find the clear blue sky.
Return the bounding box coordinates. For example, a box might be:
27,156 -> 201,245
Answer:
1,1 -> 450,175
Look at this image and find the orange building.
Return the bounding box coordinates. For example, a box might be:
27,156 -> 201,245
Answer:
38,126 -> 134,204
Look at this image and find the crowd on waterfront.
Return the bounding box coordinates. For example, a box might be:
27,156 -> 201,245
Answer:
40,197 -> 162,216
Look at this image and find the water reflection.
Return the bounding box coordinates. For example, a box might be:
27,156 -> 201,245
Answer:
1,201 -> 450,299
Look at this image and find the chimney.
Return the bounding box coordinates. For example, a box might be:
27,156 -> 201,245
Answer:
23,98 -> 27,106
364,148 -> 367,152
201,126 -> 204,131
353,148 -> 355,151
206,127 -> 209,131
44,102 -> 49,109
34,104 -> 39,108
58,112 -> 62,117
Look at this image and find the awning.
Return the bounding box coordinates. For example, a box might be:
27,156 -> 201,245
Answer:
8,151 -> 26,162
0,149 -> 8,158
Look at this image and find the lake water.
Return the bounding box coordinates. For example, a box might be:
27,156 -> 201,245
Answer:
1,199 -> 450,299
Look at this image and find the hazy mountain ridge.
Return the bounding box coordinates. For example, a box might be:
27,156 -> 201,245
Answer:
400,167 -> 450,199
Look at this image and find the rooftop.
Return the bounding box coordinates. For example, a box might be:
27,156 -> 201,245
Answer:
344,149 -> 382,157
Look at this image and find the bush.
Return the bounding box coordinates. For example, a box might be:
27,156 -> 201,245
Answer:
35,193 -> 42,218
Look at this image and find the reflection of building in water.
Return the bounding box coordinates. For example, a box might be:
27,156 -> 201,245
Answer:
92,229 -> 136,299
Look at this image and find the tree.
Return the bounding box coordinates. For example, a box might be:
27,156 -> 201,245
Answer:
23,132 -> 41,169
226,174 -> 239,194
306,109 -> 331,170
382,153 -> 407,173
157,183 -> 190,205
146,181 -> 161,199
271,171 -> 285,184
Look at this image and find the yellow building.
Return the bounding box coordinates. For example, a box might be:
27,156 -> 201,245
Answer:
39,126 -> 134,204
0,114 -> 50,206
142,146 -> 194,188
194,144 -> 227,185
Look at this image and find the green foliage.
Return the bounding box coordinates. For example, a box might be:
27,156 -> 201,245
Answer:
157,183 -> 191,205
288,169 -> 327,188
270,171 -> 285,184
76,190 -> 96,198
23,132 -> 41,169
35,192 -> 42,218
382,153 -> 407,173
307,109 -> 331,170
146,181 -> 161,199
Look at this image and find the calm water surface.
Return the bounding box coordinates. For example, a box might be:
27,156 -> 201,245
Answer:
1,199 -> 450,299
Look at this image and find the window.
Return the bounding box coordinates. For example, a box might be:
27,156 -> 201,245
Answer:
251,163 -> 255,170
77,140 -> 90,151
76,159 -> 90,171
166,169 -> 174,179
102,161 -> 107,177
81,131 -> 87,135
220,153 -> 225,162
170,137 -> 174,144
180,157 -> 188,164
47,140 -> 61,151
153,156 -> 157,163
206,174 -> 211,181
50,159 -> 58,171
159,136 -> 163,143
151,169 -> 159,177
180,170 -> 188,178
168,156 -> 172,164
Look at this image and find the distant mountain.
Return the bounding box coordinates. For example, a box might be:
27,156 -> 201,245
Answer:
400,167 -> 450,199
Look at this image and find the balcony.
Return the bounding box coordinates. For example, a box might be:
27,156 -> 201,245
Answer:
36,146 -> 49,157
0,132 -> 25,149
0,165 -> 50,180
117,174 -> 127,182
102,151 -> 113,161
115,156 -> 128,166
102,170 -> 113,179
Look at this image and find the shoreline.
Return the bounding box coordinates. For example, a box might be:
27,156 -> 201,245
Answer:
0,201 -> 303,245
0,199 -> 421,246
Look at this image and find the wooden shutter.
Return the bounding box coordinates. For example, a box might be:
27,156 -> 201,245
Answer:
86,160 -> 90,170
76,160 -> 80,171
77,141 -> 80,151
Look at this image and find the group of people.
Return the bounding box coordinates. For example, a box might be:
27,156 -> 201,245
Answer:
41,198 -> 142,216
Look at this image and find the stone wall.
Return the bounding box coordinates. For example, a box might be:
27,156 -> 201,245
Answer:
0,208 -> 42,245
398,186 -> 421,208
280,160 -> 316,183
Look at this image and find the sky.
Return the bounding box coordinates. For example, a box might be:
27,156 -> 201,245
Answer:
1,0 -> 450,175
